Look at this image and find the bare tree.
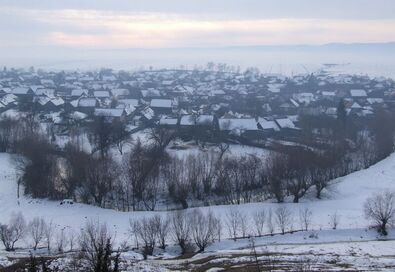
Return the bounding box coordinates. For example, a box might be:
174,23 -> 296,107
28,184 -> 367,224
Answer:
153,215 -> 170,250
170,211 -> 191,254
225,208 -> 242,241
131,216 -> 158,259
267,209 -> 274,236
44,221 -> 54,252
68,229 -> 77,252
364,191 -> 395,235
165,157 -> 190,209
299,208 -> 313,231
267,154 -> 287,203
56,228 -> 66,253
79,220 -> 114,272
28,217 -> 46,250
189,210 -> 220,252
329,212 -> 340,230
253,208 -> 266,236
275,206 -> 292,235
0,212 -> 26,251
240,212 -> 249,238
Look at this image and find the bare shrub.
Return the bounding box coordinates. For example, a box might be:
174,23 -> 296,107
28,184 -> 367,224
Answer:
171,211 -> 192,254
28,217 -> 46,250
253,208 -> 266,236
329,212 -> 340,230
79,220 -> 114,272
275,206 -> 292,235
267,209 -> 274,235
44,221 -> 54,252
68,229 -> 77,252
56,228 -> 66,253
189,210 -> 220,252
0,212 -> 26,251
364,191 -> 395,235
131,216 -> 158,259
153,214 -> 170,250
299,208 -> 313,231
225,208 -> 242,241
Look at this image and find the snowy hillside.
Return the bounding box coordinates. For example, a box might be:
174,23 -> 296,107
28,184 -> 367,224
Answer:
1,150 -> 395,246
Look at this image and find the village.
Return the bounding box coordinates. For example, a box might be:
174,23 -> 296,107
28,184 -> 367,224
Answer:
0,65 -> 394,150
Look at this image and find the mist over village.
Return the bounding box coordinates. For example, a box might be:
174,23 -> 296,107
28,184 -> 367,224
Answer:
1,1 -> 395,271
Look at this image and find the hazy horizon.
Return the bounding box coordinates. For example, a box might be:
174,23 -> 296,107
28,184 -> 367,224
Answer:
1,0 -> 395,77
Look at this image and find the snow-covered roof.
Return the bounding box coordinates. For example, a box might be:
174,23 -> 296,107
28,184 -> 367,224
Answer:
119,99 -> 139,107
141,107 -> 154,120
111,89 -> 129,97
94,108 -> 125,117
150,99 -> 172,108
141,89 -> 160,97
71,89 -> 88,97
159,118 -> 178,125
35,96 -> 51,106
322,91 -> 336,96
367,98 -> 384,104
0,94 -> 17,106
351,102 -> 363,109
69,111 -> 88,120
258,118 -> 280,131
102,75 -> 117,81
40,79 -> 55,86
35,88 -> 55,97
211,90 -> 226,96
267,83 -> 285,93
196,115 -> 214,125
219,118 -> 258,131
50,97 -> 65,106
350,89 -> 367,97
78,98 -> 97,107
11,87 -> 30,95
180,115 -> 195,126
94,91 -> 111,98
275,118 -> 296,129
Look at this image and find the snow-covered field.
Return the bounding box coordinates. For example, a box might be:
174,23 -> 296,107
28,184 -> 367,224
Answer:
1,150 -> 395,270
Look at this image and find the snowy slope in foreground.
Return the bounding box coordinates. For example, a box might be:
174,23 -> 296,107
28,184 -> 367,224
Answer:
0,151 -> 395,245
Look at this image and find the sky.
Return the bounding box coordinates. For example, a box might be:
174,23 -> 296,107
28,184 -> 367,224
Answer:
0,0 -> 394,50
0,0 -> 395,72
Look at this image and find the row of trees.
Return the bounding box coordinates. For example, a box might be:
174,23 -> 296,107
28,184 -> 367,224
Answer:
10,127 -> 384,210
2,107 -> 395,210
2,190 -> 394,271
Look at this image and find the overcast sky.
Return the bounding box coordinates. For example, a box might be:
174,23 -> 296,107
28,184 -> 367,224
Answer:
0,0 -> 394,53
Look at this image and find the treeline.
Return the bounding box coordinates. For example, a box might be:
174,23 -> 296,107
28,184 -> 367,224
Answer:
2,189 -> 394,271
1,109 -> 395,210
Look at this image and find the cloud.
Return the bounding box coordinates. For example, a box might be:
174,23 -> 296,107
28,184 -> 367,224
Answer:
0,3 -> 394,50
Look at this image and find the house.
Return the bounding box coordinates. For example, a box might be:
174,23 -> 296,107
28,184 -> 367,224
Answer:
118,99 -> 139,108
350,89 -> 367,98
0,94 -> 18,109
71,89 -> 88,98
40,79 -> 55,88
257,117 -> 280,132
159,117 -> 179,128
180,115 -> 195,126
111,89 -> 129,98
94,91 -> 111,99
76,98 -> 99,113
11,87 -> 34,96
196,115 -> 215,127
150,99 -> 173,114
141,89 -> 161,99
140,107 -> 155,122
94,108 -> 126,122
274,117 -> 300,137
219,118 -> 259,136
